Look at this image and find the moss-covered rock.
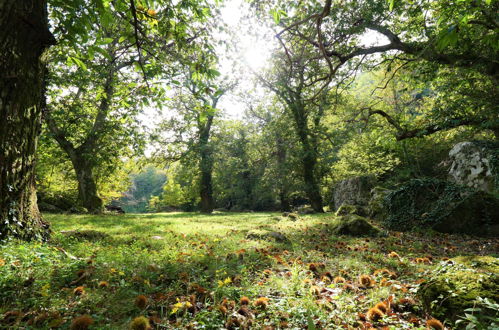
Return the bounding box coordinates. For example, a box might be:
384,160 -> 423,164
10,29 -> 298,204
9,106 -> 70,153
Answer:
331,215 -> 381,237
418,256 -> 499,322
335,204 -> 368,217
382,178 -> 499,236
367,186 -> 391,221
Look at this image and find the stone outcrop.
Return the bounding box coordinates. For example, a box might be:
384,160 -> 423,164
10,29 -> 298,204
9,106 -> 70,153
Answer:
448,141 -> 498,193
332,176 -> 376,211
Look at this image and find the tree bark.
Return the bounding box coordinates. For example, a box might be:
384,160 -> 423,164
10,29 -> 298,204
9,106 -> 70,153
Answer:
291,104 -> 324,213
70,155 -> 103,213
199,116 -> 214,214
0,0 -> 54,239
276,136 -> 291,212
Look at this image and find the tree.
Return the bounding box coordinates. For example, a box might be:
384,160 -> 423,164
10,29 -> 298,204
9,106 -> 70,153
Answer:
44,0 -> 217,213
259,42 -> 331,212
1,0 -> 215,238
45,31 -> 148,213
156,58 -> 232,213
264,0 -> 499,139
0,0 -> 54,239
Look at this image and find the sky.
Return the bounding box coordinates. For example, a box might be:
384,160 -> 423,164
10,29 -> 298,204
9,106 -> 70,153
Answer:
216,0 -> 276,119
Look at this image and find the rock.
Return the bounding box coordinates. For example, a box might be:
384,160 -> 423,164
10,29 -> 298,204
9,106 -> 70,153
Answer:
335,204 -> 367,217
448,141 -> 498,193
382,178 -> 499,236
331,215 -> 381,237
418,256 -> 499,322
367,186 -> 391,220
332,176 -> 376,211
246,230 -> 289,243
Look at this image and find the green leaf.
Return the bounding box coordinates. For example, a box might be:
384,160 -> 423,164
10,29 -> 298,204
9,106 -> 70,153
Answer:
387,0 -> 395,11
69,56 -> 87,70
307,316 -> 317,330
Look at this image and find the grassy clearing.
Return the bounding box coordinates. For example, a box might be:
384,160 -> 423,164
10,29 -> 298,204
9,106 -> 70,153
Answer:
0,212 -> 497,329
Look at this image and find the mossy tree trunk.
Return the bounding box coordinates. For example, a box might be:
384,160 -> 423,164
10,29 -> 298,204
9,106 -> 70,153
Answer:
199,115 -> 214,214
276,136 -> 291,212
290,102 -> 324,213
0,0 -> 54,239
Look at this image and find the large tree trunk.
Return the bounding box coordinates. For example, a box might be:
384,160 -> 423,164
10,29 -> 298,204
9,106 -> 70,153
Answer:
0,0 -> 54,240
276,136 -> 291,212
198,117 -> 214,214
70,155 -> 103,213
199,155 -> 214,214
292,104 -> 324,213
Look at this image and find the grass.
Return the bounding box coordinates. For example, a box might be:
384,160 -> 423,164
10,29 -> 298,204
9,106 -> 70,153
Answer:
0,212 -> 497,329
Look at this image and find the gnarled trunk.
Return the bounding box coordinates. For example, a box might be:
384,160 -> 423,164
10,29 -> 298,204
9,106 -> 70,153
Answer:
0,0 -> 54,239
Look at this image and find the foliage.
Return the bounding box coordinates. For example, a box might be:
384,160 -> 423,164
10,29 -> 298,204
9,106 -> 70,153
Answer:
119,165 -> 167,213
456,297 -> 499,330
148,163 -> 199,212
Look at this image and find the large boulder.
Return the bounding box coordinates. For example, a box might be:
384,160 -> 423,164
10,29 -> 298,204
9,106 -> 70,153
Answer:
418,256 -> 499,322
382,178 -> 499,236
332,176 -> 376,211
448,141 -> 499,193
331,215 -> 381,237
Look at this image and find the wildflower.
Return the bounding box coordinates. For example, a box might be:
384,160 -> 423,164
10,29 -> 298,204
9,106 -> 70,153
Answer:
333,276 -> 346,284
374,301 -> 388,313
388,251 -> 400,259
